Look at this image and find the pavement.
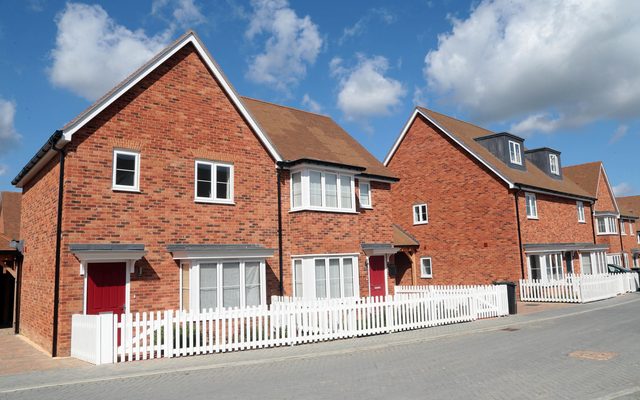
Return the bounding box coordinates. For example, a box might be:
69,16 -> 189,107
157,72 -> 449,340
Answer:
0,294 -> 639,399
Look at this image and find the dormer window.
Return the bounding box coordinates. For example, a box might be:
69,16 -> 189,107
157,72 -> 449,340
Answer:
508,141 -> 522,165
549,154 -> 559,175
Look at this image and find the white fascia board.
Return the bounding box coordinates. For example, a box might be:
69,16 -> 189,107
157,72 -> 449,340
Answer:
599,164 -> 620,214
384,108 -> 515,189
517,186 -> 596,203
14,137 -> 69,188
61,34 -> 282,162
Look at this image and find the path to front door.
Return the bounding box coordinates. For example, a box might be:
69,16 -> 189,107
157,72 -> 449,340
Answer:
369,256 -> 386,297
86,263 -> 126,315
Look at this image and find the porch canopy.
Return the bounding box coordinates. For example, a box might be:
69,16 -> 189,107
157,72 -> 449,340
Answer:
167,244 -> 275,260
523,243 -> 609,254
69,243 -> 147,275
361,243 -> 398,257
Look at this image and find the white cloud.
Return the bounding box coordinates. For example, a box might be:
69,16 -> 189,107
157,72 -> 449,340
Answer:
151,0 -> 205,31
609,124 -> 628,144
0,165 -> 7,176
424,0 -> 640,134
331,55 -> 406,121
613,182 -> 634,197
245,0 -> 322,91
48,3 -> 171,101
339,8 -> 396,45
0,97 -> 20,154
301,94 -> 322,113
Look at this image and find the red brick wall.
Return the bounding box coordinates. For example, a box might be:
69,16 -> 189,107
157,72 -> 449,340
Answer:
54,44 -> 280,355
19,156 -> 60,352
387,116 -> 521,286
279,170 -> 395,297
620,218 -> 638,267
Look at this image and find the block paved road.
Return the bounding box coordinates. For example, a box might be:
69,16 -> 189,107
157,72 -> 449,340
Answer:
2,295 -> 640,400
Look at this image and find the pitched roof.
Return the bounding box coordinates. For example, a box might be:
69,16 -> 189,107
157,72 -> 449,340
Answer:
386,107 -> 593,199
0,191 -> 21,240
392,224 -> 419,247
14,30 -> 395,186
562,162 -> 602,198
242,97 -> 395,179
617,196 -> 640,218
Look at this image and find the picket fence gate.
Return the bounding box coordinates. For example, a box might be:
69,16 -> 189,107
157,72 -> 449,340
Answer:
71,287 -> 508,365
519,272 -> 639,303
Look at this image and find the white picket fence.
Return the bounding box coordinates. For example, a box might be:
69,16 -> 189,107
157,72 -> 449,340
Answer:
71,287 -> 508,365
520,272 -> 639,303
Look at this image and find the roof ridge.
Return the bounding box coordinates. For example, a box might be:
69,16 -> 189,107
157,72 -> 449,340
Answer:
241,96 -> 331,119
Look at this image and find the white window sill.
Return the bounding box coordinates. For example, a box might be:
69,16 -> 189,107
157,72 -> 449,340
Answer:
359,205 -> 373,210
527,216 -> 539,220
578,220 -> 586,224
420,275 -> 432,279
596,232 -> 617,236
195,198 -> 235,205
290,207 -> 358,215
413,221 -> 428,226
112,187 -> 140,193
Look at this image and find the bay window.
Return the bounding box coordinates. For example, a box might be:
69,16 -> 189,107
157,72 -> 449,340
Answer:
290,168 -> 356,212
293,255 -> 359,299
596,216 -> 617,235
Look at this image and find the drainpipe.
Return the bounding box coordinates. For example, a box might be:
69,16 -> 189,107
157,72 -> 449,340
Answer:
513,189 -> 525,279
590,203 -> 596,244
51,143 -> 66,357
619,219 -> 626,267
276,166 -> 284,296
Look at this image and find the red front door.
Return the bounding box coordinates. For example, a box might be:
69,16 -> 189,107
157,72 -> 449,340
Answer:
369,256 -> 386,297
87,263 -> 126,315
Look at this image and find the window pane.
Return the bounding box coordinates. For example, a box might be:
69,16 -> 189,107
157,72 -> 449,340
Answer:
294,259 -> 303,298
292,172 -> 302,208
414,206 -> 420,222
328,259 -> 341,298
222,262 -> 240,308
360,182 -> 370,206
200,263 -> 217,311
325,173 -> 338,208
245,261 -> 261,307
196,163 -> 212,198
310,171 -> 322,206
421,205 -> 427,221
117,153 -> 136,171
216,165 -> 231,200
581,253 -> 592,274
315,259 -> 327,298
340,176 -> 352,209
343,258 -> 354,297
197,163 -> 212,182
421,258 -> 431,276
115,170 -> 135,186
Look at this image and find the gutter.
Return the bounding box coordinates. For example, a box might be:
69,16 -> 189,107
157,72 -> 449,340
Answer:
51,143 -> 66,357
12,130 -> 64,187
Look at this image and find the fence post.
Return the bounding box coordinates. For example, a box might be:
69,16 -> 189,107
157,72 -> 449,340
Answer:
165,310 -> 173,358
98,313 -> 114,364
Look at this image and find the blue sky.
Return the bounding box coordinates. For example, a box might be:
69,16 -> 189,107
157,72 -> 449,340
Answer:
0,0 -> 638,195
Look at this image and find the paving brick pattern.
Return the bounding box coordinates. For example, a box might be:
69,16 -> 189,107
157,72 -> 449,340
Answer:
1,294 -> 639,399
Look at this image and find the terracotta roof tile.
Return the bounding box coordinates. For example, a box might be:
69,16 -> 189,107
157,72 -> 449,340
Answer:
242,97 -> 395,179
617,195 -> 640,218
393,224 -> 419,247
562,162 -> 602,198
416,107 -> 593,198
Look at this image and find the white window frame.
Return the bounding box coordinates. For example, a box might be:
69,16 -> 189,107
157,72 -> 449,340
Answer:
596,216 -> 618,235
413,204 -> 428,225
508,140 -> 522,165
194,160 -> 234,204
621,219 -> 626,235
527,253 -> 564,281
607,253 -> 622,267
291,254 -> 359,300
359,180 -> 372,209
576,201 -> 585,223
420,257 -> 432,278
579,251 -> 607,275
525,192 -> 538,219
289,167 -> 356,213
187,259 -> 266,311
112,149 -> 140,192
549,154 -> 559,175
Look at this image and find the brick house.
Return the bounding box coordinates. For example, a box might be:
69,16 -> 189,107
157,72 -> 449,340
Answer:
384,107 -> 605,287
615,196 -> 640,268
0,191 -> 22,329
563,162 -> 630,268
11,31 -> 397,357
